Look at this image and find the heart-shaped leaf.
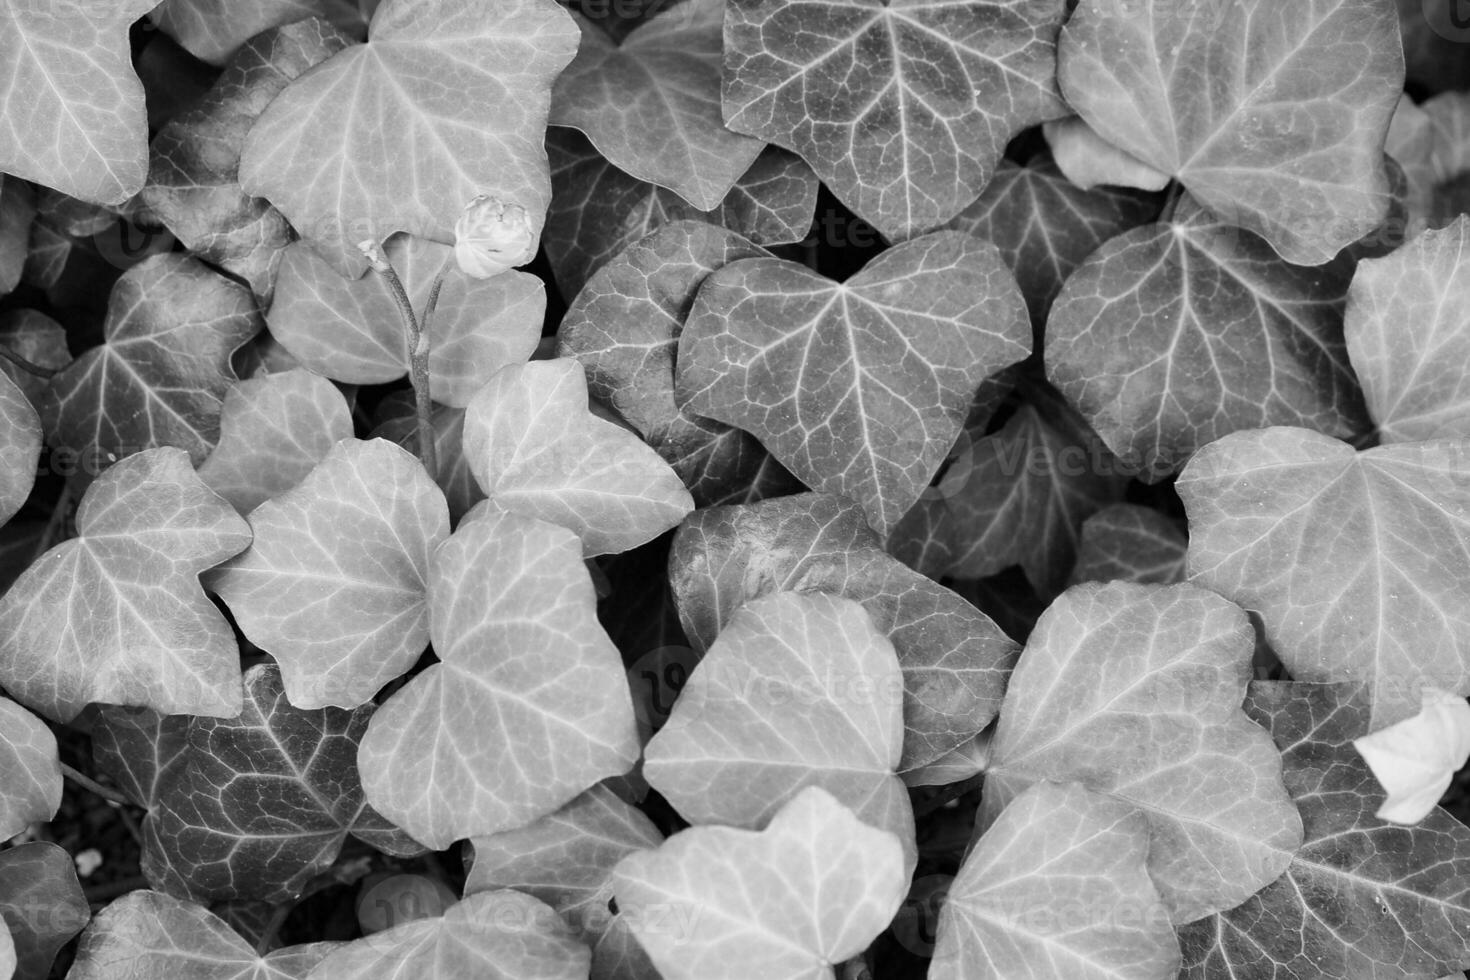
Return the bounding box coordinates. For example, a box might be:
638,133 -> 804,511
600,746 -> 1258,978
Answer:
150,0 -> 372,65
0,373 -> 40,527
932,781 -> 1180,980
646,591 -> 915,863
0,843 -> 89,980
371,401 -> 484,525
42,254 -> 262,474
545,130 -> 817,300
209,438 -> 449,710
1058,0 -> 1402,264
946,155 -> 1159,333
920,400 -> 1131,594
142,663 -> 422,904
0,179 -> 34,297
0,448 -> 251,722
0,0 -> 157,205
1346,215 -> 1470,443
359,509 -> 639,849
466,784 -> 663,980
671,492 -> 1020,769
305,890 -> 588,980
552,0 -> 764,210
1179,681 -> 1470,979
239,0 -> 579,276
557,220 -> 780,506
1046,195 -> 1369,479
1068,503 -> 1187,587
612,786 -> 906,980
983,581 -> 1303,923
678,231 -> 1030,534
266,235 -> 544,405
1180,427 -> 1470,728
0,698 -> 60,840
197,369 -> 353,515
143,20 -> 353,302
462,359 -> 694,556
68,890 -> 337,980
722,0 -> 1069,239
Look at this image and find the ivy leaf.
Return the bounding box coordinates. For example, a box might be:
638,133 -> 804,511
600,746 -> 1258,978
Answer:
0,373 -> 39,527
1179,427 -> 1470,729
0,843 -> 89,980
646,591 -> 915,867
42,254 -> 262,474
1068,503 -> 1187,587
0,923 -> 10,980
612,787 -> 907,980
0,448 -> 251,723
1382,93 -> 1470,236
545,130 -> 817,300
266,235 -> 544,406
557,220 -> 780,506
209,439 -> 449,710
678,232 -> 1030,534
0,0 -> 157,205
462,359 -> 694,556
1346,215 -> 1470,443
150,0 -> 372,65
466,785 -> 663,980
552,0 -> 765,210
722,0 -> 1069,240
1058,0 -> 1402,264
197,369 -> 354,515
926,400 -> 1131,594
68,890 -> 338,980
359,509 -> 639,849
932,782 -> 1180,980
1046,195 -> 1369,480
983,581 -> 1303,924
141,664 -> 420,903
946,155 -> 1160,333
372,401 -> 484,524
143,20 -> 354,303
0,698 -> 60,840
0,311 -> 69,410
1179,681 -> 1470,979
0,179 -> 34,297
671,492 -> 1020,769
239,0 -> 579,277
304,890 -> 588,980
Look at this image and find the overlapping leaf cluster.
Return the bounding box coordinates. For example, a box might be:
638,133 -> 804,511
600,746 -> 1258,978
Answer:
0,0 -> 1467,979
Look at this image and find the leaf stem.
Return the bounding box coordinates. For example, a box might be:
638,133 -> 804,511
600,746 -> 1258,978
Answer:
60,762 -> 131,808
256,901 -> 295,955
0,344 -> 56,380
361,244 -> 439,476
411,255 -> 456,479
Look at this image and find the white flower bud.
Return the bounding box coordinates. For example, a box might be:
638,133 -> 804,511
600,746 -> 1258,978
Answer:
454,196 -> 536,279
1353,687 -> 1470,825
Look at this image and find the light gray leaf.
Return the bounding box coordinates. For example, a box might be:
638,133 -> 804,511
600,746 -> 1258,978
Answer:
208,438 -> 449,710
984,581 -> 1303,924
932,782 -> 1180,980
0,698 -> 60,840
1179,426 -> 1470,728
197,370 -> 353,514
